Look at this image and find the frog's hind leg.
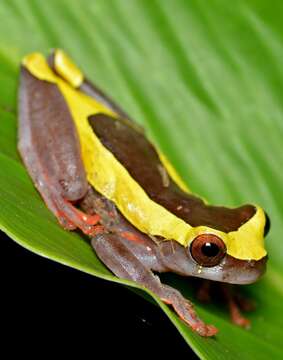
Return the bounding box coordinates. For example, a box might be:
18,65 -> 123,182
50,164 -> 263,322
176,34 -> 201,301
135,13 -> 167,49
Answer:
18,66 -> 100,235
91,232 -> 218,337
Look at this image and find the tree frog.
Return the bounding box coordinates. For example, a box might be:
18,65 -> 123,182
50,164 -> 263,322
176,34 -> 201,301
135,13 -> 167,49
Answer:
18,49 -> 269,337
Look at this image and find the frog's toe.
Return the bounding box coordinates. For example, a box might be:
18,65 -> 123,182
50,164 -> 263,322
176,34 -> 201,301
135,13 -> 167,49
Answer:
57,212 -> 76,230
49,192 -> 101,235
60,199 -> 101,235
233,316 -> 251,329
193,323 -> 218,337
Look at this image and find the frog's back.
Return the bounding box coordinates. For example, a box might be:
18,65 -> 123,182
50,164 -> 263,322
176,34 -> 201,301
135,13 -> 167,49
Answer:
88,113 -> 256,233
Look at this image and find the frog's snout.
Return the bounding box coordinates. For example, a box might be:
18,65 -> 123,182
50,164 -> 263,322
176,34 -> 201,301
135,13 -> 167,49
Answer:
220,255 -> 268,285
187,254 -> 267,285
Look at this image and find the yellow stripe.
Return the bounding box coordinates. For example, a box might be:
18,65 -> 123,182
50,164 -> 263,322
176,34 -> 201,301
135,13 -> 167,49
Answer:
22,52 -> 267,260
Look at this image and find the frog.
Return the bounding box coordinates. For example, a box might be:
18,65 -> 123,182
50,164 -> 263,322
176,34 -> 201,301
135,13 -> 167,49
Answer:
18,49 -> 269,337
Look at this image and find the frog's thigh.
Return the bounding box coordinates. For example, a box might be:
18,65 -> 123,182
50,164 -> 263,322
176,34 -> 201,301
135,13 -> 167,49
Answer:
18,66 -> 88,202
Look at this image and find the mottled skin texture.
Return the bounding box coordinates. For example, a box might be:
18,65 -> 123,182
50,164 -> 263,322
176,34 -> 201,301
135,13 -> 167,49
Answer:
18,55 -> 268,336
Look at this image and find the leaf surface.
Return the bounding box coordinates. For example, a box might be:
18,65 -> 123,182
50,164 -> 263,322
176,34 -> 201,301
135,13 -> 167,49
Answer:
0,1 -> 283,358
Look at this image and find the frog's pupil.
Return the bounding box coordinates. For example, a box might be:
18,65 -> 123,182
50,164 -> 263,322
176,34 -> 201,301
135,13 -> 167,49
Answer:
201,242 -> 219,257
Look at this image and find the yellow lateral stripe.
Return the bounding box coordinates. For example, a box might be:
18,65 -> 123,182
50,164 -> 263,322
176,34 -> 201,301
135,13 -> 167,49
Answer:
22,52 -> 267,260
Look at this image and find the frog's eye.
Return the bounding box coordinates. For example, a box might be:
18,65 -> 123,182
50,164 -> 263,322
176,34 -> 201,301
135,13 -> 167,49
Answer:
190,234 -> 226,267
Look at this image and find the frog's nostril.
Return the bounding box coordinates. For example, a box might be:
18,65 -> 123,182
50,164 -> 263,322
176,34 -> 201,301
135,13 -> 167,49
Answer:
264,212 -> 270,237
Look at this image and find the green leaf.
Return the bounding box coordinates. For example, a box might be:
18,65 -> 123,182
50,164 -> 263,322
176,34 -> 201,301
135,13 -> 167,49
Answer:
0,0 -> 282,358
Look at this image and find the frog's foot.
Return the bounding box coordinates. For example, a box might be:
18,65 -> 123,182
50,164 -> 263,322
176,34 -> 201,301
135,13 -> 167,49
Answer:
161,285 -> 218,337
196,280 -> 211,303
38,183 -> 101,236
228,300 -> 251,329
221,284 -> 251,329
56,198 -> 101,235
91,232 -> 218,337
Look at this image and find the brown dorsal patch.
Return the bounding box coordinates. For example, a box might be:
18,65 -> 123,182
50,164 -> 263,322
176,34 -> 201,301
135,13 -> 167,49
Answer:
88,113 -> 256,232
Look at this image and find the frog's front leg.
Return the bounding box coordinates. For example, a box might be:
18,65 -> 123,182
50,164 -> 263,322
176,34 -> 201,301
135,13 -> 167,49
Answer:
18,66 -> 100,235
197,280 -> 212,303
91,232 -> 217,337
197,281 -> 254,328
221,284 -> 252,328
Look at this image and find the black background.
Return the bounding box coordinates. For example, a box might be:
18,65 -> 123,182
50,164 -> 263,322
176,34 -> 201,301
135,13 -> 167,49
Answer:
1,230 -> 198,358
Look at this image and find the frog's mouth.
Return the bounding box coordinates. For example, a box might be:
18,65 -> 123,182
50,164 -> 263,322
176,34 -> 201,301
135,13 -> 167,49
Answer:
191,254 -> 268,285
220,254 -> 267,284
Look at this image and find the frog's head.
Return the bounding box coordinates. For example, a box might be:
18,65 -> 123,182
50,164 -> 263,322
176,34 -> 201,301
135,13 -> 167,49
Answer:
186,224 -> 268,285
159,207 -> 269,285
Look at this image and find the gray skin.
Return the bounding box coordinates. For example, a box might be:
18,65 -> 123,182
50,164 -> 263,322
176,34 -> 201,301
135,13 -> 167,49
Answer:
18,54 -> 267,337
